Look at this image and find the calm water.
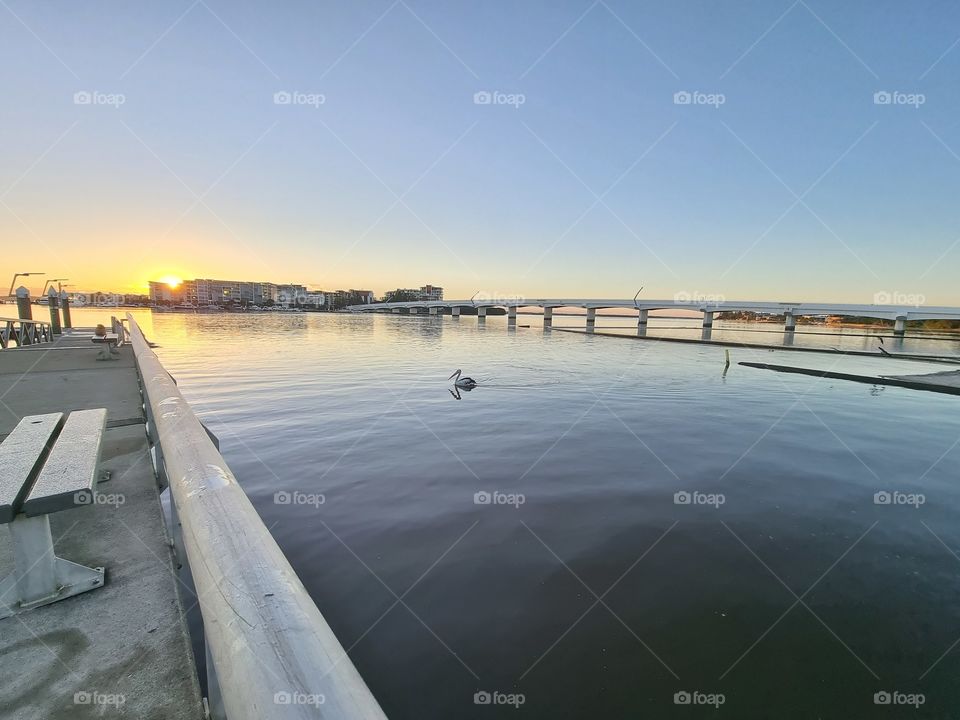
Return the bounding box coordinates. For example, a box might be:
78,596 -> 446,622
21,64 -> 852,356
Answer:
84,309 -> 960,718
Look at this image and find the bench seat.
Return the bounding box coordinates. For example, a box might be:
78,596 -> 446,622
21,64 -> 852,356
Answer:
0,409 -> 108,617
23,409 -> 106,516
0,412 -> 63,523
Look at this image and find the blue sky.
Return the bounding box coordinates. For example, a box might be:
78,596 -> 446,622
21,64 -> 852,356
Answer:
2,0 -> 960,303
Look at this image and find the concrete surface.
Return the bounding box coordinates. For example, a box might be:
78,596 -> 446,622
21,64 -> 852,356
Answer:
0,331 -> 203,719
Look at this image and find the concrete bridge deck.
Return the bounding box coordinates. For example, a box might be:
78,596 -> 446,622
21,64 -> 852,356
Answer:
0,330 -> 202,719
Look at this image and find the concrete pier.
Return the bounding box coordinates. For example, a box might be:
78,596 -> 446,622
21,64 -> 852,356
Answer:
477,307 -> 487,321
637,309 -> 648,328
586,307 -> 596,332
508,307 -> 517,327
452,306 -> 460,318
0,330 -> 202,719
429,306 -> 437,315
543,307 -> 553,329
784,311 -> 796,332
894,315 -> 906,336
702,311 -> 713,328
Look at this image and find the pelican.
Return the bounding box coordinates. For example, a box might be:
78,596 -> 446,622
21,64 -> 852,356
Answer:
448,369 -> 477,389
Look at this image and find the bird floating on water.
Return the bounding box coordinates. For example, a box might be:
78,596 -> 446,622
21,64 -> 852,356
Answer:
448,369 -> 477,389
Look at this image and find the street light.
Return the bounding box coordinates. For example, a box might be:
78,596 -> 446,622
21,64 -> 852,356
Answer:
7,272 -> 44,298
42,278 -> 70,296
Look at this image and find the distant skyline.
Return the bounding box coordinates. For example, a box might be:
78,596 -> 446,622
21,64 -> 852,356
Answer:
3,1 -> 960,304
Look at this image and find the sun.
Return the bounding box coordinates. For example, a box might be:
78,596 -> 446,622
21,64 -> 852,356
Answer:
158,275 -> 182,289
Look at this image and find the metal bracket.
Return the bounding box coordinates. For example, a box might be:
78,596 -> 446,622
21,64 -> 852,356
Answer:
0,514 -> 104,618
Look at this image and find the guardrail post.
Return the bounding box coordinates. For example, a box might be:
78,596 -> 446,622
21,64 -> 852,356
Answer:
60,291 -> 72,329
15,287 -> 32,322
47,288 -> 62,335
205,632 -> 227,720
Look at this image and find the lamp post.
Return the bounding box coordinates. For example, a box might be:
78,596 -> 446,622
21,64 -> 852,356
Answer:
41,278 -> 69,296
7,272 -> 44,299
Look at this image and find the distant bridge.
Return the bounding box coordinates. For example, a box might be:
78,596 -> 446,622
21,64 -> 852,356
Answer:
346,298 -> 960,335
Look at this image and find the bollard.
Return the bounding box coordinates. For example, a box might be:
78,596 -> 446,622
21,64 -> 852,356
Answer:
15,287 -> 32,345
15,286 -> 32,321
60,291 -> 72,328
47,288 -> 62,335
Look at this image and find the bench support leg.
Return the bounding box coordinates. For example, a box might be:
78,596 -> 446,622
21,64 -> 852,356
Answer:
0,514 -> 104,618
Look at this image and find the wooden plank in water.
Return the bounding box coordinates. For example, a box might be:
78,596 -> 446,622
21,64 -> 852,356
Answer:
739,362 -> 960,396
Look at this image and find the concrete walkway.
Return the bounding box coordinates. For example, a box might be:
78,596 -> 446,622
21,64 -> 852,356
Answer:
0,330 -> 203,719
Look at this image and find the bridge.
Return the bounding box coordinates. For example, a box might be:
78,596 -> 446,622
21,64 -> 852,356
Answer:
346,298 -> 960,336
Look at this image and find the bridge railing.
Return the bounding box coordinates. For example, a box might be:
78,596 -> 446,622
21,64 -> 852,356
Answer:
127,314 -> 387,720
0,317 -> 53,349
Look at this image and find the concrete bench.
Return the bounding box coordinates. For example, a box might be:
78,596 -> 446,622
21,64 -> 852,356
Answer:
0,409 -> 107,618
92,332 -> 121,360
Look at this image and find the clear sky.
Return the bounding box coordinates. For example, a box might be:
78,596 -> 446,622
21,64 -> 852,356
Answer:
2,0 -> 959,304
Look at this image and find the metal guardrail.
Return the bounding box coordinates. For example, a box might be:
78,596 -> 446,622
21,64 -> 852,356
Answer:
0,317 -> 53,349
127,314 -> 387,720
